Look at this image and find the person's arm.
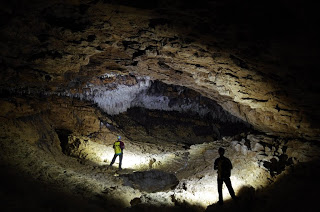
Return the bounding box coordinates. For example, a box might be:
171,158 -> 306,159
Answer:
214,158 -> 218,170
120,141 -> 125,150
228,158 -> 233,170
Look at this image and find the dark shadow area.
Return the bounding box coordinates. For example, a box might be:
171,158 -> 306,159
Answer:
0,164 -> 123,212
206,159 -> 320,212
126,204 -> 198,212
55,128 -> 73,155
106,0 -> 319,40
111,80 -> 252,145
112,107 -> 251,145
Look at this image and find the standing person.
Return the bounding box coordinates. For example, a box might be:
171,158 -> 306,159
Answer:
214,147 -> 237,205
109,135 -> 125,170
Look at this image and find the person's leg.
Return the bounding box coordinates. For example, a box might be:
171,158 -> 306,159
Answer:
217,178 -> 223,204
110,154 -> 118,166
224,177 -> 236,199
119,153 -> 123,169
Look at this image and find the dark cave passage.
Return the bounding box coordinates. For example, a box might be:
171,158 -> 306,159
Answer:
107,80 -> 252,145
112,106 -> 252,145
56,128 -> 73,154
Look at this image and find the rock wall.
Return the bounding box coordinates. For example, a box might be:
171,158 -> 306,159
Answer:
0,96 -> 120,150
1,0 -> 319,140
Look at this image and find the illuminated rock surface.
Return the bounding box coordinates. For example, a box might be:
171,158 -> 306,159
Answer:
1,0 -> 320,211
1,0 -> 319,140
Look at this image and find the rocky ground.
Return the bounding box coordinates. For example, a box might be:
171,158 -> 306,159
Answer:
1,99 -> 320,211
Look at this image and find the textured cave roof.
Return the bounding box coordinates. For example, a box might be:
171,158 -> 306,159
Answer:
0,0 -> 319,140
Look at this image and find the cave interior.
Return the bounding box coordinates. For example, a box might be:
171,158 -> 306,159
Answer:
1,0 -> 320,211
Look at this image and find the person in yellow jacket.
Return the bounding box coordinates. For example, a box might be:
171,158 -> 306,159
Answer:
109,136 -> 125,170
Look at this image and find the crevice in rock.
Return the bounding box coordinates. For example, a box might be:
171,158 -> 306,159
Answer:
225,72 -> 239,79
241,97 -> 268,102
263,155 -> 293,177
229,54 -> 249,69
132,50 -> 146,59
275,104 -> 298,112
55,129 -> 72,155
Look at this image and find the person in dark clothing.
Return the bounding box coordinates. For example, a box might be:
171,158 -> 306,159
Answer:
214,147 -> 237,205
109,135 -> 125,170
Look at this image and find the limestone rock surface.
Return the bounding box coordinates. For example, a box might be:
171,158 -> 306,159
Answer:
1,0 -> 319,140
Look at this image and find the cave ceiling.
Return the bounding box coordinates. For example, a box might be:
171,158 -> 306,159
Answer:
0,0 -> 319,140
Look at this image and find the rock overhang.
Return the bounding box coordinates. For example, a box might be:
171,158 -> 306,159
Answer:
0,0 -> 319,140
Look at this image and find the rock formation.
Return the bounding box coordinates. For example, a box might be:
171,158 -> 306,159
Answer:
1,0 -> 319,139
1,0 -> 319,211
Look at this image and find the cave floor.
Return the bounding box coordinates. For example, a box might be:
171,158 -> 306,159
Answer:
1,133 -> 320,212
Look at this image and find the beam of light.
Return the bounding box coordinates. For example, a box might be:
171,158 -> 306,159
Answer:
78,138 -> 272,208
172,175 -> 247,208
66,135 -> 180,173
107,153 -> 149,169
69,137 -> 152,170
98,145 -> 176,170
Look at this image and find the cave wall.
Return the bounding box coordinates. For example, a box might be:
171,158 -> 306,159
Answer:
0,0 -> 319,140
0,97 -> 60,150
0,96 -> 118,149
